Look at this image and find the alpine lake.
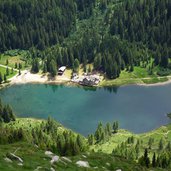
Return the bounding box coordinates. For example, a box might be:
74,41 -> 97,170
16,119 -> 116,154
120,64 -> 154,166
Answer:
0,83 -> 171,136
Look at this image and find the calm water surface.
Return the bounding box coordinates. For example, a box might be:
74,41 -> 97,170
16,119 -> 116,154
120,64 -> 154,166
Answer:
0,84 -> 171,136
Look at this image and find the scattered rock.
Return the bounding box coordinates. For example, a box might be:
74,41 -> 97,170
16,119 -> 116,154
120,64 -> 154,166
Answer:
94,166 -> 98,169
7,153 -> 23,163
4,157 -> 12,163
82,155 -> 87,158
76,161 -> 90,168
106,162 -> 110,166
61,157 -> 72,163
34,144 -> 39,148
45,151 -> 53,158
18,163 -> 23,166
50,167 -> 55,171
34,166 -> 42,171
50,155 -> 59,164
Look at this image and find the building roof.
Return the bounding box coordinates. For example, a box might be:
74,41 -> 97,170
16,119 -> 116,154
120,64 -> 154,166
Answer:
58,66 -> 66,72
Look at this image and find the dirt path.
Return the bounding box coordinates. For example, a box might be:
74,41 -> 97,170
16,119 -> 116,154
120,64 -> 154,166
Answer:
0,64 -> 18,71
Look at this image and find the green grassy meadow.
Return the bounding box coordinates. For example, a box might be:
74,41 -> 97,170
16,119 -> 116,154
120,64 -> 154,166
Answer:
0,66 -> 17,79
0,118 -> 171,171
100,66 -> 171,87
91,125 -> 171,160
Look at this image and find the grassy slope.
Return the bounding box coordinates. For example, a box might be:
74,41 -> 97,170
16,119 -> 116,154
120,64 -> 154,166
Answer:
0,66 -> 17,79
0,49 -> 31,71
91,125 -> 171,159
0,142 -> 152,171
0,55 -> 24,69
0,118 -> 167,171
100,67 -> 169,86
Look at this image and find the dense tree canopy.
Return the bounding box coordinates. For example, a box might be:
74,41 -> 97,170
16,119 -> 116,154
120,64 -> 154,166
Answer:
0,0 -> 170,79
0,99 -> 15,123
110,0 -> 171,68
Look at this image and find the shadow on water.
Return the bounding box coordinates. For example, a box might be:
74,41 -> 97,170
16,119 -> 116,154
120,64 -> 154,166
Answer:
44,83 -> 120,94
44,84 -> 65,93
103,86 -> 119,94
67,83 -> 120,93
78,83 -> 120,93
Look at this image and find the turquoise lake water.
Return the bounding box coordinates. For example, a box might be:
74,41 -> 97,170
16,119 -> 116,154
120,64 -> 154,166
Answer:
0,84 -> 171,136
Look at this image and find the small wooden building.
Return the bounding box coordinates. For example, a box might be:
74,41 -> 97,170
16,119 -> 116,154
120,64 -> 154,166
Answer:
58,66 -> 66,75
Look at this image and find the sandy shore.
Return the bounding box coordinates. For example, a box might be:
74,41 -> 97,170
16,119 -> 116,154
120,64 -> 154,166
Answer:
7,69 -> 171,87
137,76 -> 171,87
10,70 -> 71,85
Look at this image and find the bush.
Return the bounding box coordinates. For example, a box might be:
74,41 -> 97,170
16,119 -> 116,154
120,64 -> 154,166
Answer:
157,68 -> 171,76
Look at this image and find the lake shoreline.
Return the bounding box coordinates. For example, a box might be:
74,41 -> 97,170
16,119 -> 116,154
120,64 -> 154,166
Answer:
1,82 -> 170,136
1,70 -> 171,89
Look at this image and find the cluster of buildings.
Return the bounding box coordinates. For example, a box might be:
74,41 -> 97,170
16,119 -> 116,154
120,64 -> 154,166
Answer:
58,66 -> 101,86
72,73 -> 100,86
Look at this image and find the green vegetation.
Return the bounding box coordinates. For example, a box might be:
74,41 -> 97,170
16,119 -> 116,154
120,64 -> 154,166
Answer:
0,0 -> 170,83
0,0 -> 170,170
0,66 -> 17,81
90,122 -> 171,169
167,113 -> 171,119
0,98 -> 171,170
0,99 -> 15,123
1,118 -> 87,156
0,50 -> 31,70
1,117 -> 171,170
0,142 -> 152,171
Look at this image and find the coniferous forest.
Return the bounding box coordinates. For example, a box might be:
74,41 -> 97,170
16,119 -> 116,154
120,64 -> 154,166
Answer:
0,0 -> 170,79
0,0 -> 171,171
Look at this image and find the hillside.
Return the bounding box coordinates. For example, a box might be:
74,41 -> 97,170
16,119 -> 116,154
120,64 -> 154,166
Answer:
0,118 -> 170,171
0,0 -> 96,51
0,0 -> 170,83
0,1 -> 170,170
91,124 -> 171,156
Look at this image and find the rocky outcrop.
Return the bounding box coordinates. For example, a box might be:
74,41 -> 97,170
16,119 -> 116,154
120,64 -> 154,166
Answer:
50,156 -> 59,164
45,151 -> 54,158
6,153 -> 23,163
61,157 -> 72,163
76,161 -> 90,168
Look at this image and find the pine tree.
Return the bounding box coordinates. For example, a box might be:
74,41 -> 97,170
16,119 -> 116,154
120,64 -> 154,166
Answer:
2,105 -> 10,123
88,65 -> 92,73
166,141 -> 171,151
152,152 -> 156,167
19,69 -> 21,75
159,138 -> 164,150
43,62 -> 47,73
15,63 -> 18,69
4,74 -> 7,83
73,59 -> 79,73
144,148 -> 150,168
113,121 -> 119,133
19,63 -> 22,69
49,60 -> 57,77
6,67 -> 9,76
31,58 -> 39,73
6,59 -> 9,66
0,72 -> 3,84
88,134 -> 94,145
105,122 -> 111,136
